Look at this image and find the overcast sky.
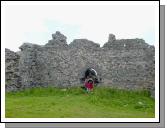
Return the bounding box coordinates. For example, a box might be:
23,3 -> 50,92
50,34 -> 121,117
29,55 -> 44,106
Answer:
4,1 -> 158,52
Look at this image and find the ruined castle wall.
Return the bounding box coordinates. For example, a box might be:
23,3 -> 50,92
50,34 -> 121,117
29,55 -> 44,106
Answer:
5,48 -> 21,92
102,38 -> 155,89
5,32 -> 155,92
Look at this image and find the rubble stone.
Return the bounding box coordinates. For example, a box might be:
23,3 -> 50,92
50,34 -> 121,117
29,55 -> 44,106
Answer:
5,32 -> 155,93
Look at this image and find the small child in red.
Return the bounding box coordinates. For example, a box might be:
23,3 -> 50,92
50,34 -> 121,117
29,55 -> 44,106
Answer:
84,78 -> 94,92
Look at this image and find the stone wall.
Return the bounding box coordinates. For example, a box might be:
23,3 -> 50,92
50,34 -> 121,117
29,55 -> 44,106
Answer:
5,31 -> 155,93
5,48 -> 21,92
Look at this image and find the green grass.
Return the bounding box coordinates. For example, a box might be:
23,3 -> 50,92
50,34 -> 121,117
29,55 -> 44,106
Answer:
5,86 -> 155,118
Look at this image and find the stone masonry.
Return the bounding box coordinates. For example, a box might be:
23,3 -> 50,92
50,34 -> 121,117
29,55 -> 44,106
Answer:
5,31 -> 155,94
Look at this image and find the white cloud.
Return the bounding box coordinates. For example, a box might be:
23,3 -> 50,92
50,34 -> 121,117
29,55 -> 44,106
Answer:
4,2 -> 158,51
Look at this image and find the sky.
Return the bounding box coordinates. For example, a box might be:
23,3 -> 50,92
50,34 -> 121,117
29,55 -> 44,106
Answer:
4,2 -> 158,52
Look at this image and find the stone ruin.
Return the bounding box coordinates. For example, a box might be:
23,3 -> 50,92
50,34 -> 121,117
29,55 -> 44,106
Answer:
5,31 -> 155,96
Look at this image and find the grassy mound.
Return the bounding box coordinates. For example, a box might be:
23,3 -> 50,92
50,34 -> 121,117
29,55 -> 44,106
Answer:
5,86 -> 155,118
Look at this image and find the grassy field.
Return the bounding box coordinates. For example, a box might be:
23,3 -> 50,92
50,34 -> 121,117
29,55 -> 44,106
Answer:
5,86 -> 155,118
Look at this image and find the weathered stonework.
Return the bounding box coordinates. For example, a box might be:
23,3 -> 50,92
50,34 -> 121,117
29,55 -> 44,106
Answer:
5,48 -> 21,92
5,32 -> 155,95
